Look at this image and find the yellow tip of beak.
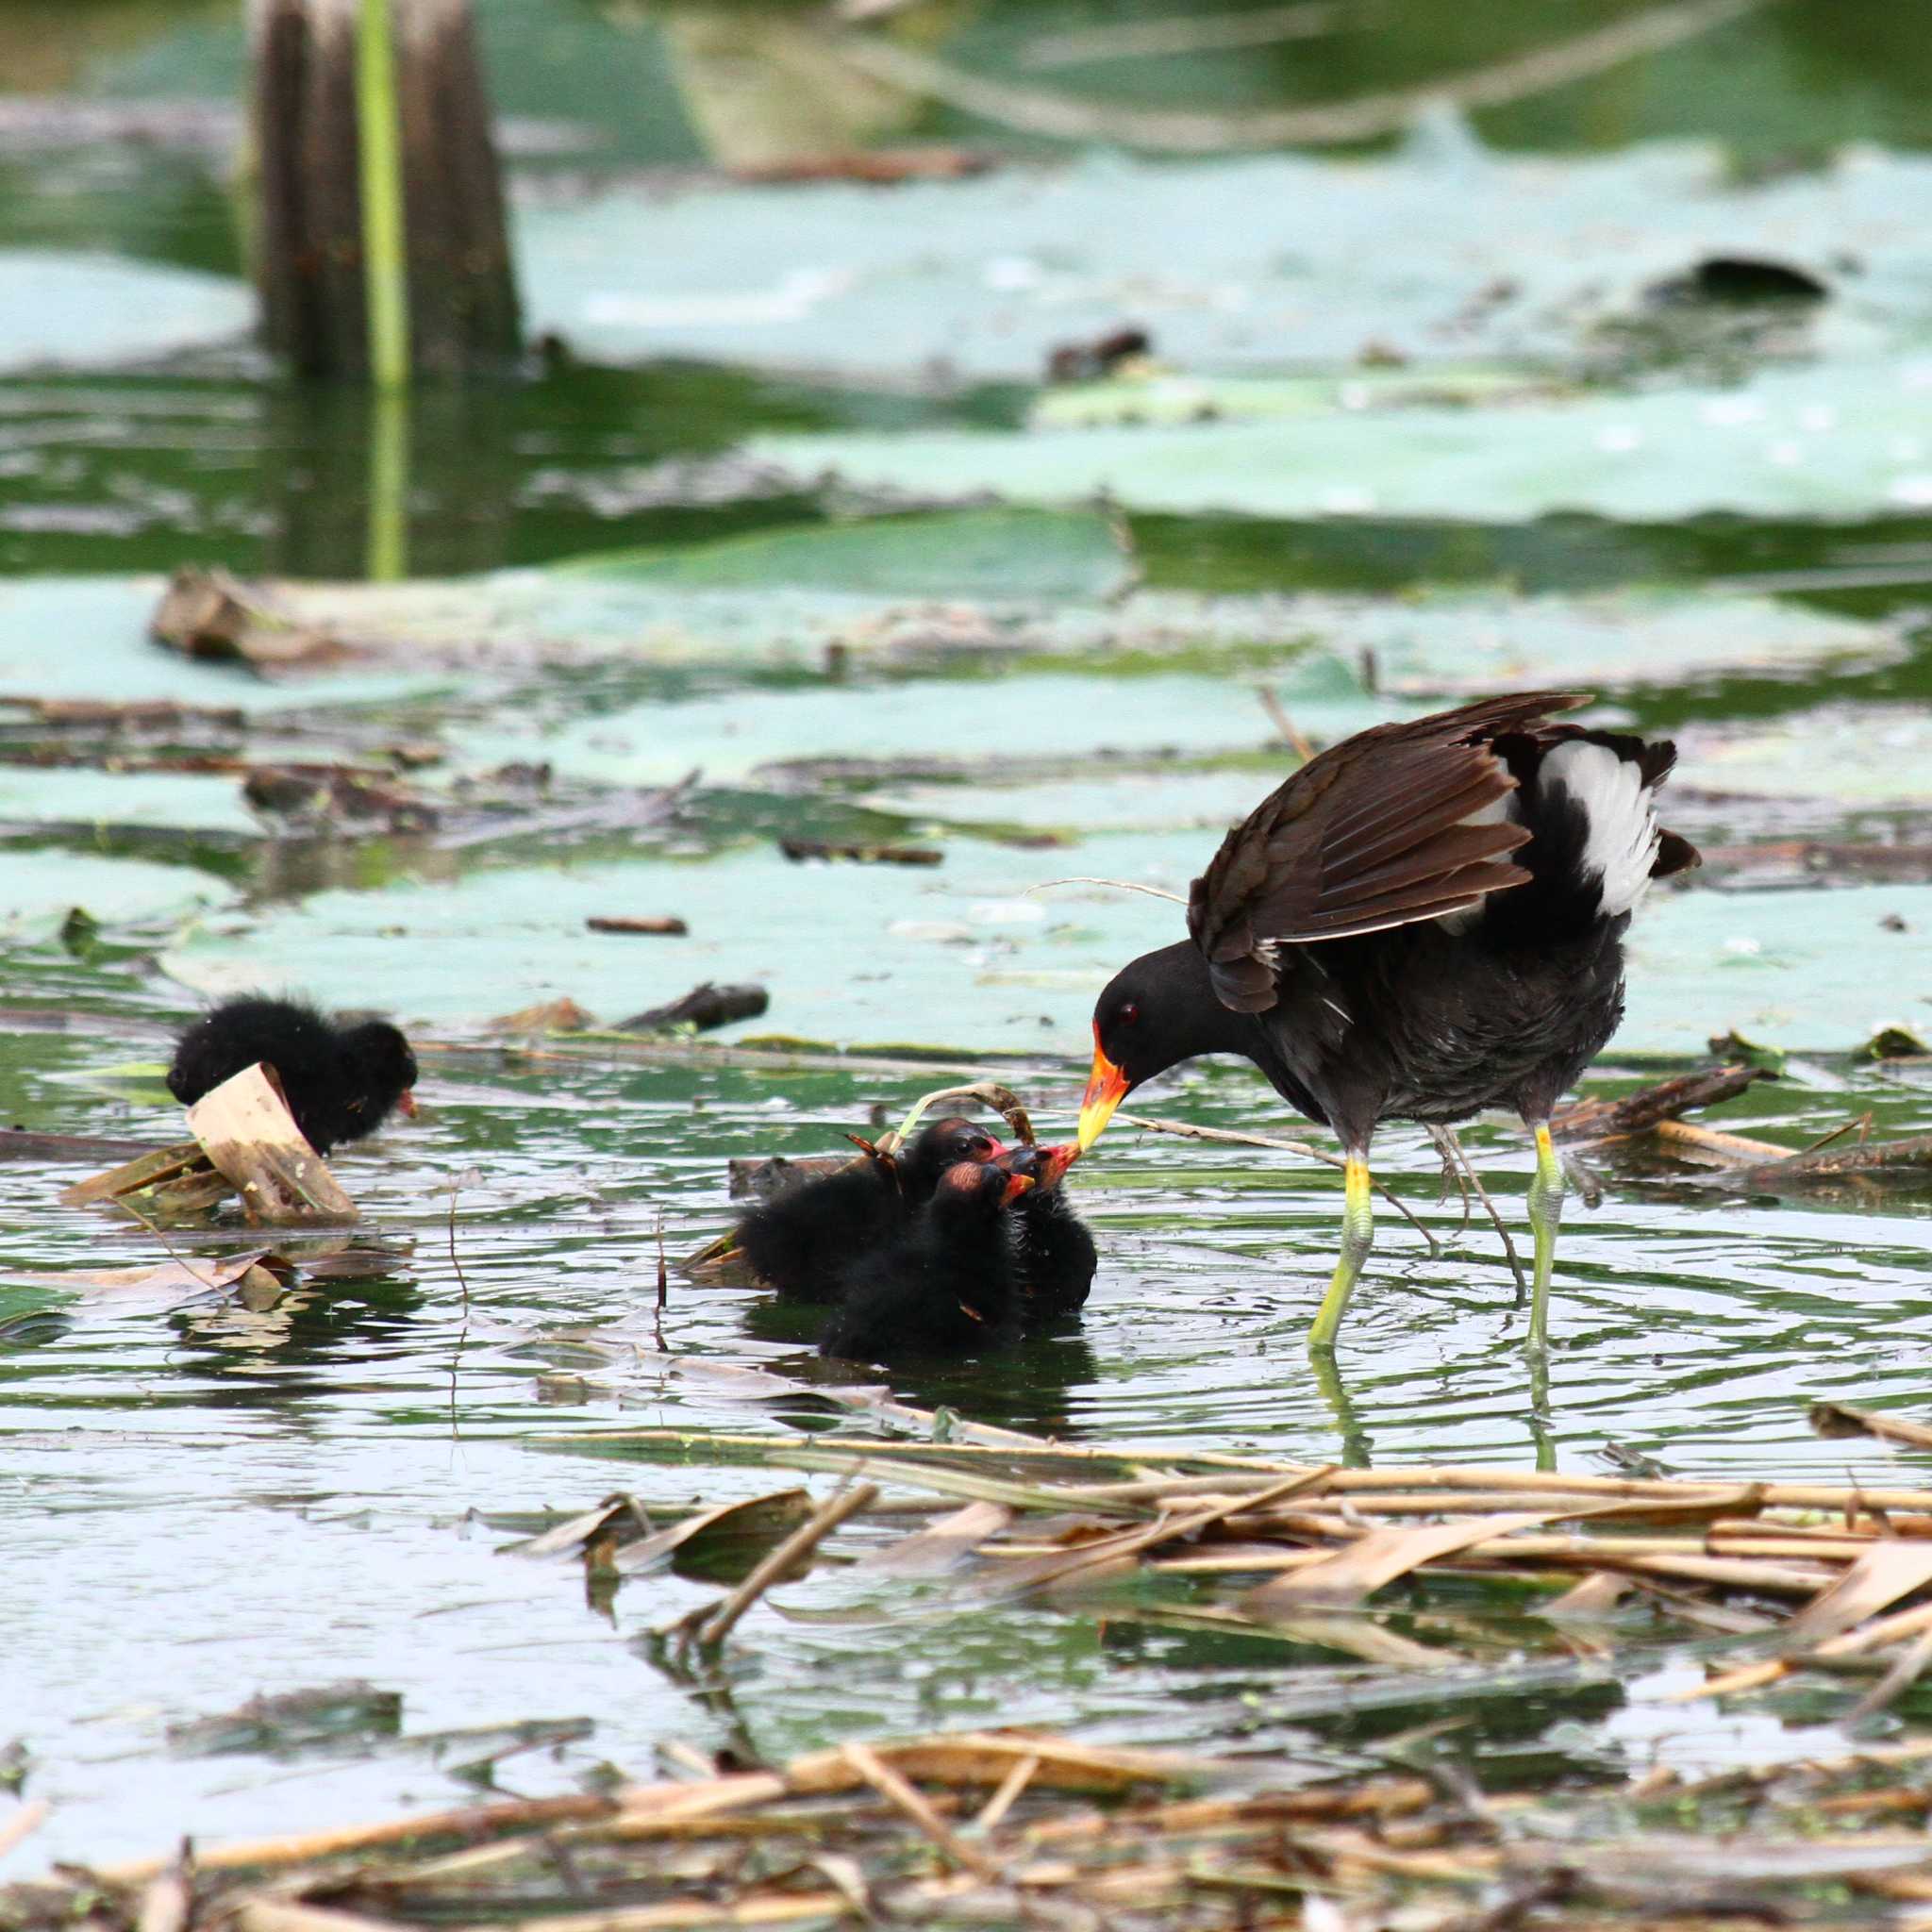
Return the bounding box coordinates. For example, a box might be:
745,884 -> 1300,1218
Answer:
1075,1045 -> 1128,1152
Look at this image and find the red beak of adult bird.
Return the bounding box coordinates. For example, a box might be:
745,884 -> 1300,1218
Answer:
1076,1024 -> 1129,1151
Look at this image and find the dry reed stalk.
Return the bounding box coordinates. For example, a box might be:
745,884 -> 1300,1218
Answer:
972,1752 -> 1041,1833
1848,1625 -> 1932,1724
696,1480 -> 879,1645
1654,1118 -> 1788,1160
233,1905 -> 407,1932
0,1799 -> 47,1861
98,1791 -> 622,1883
1813,1401 -> 1932,1452
986,1471 -> 1332,1595
839,1740 -> 1001,1878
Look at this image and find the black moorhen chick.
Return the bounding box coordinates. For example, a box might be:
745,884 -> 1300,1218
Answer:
735,1114 -> 1004,1303
1074,691 -> 1698,1353
819,1161 -> 1033,1363
1000,1142 -> 1097,1320
167,995 -> 418,1155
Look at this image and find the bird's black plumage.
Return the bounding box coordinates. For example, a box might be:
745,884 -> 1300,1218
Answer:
818,1161 -> 1030,1363
734,1114 -> 1002,1303
167,995 -> 418,1155
1076,691 -> 1698,1349
1000,1142 -> 1097,1320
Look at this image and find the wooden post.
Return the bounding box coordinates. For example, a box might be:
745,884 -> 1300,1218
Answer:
249,0 -> 522,381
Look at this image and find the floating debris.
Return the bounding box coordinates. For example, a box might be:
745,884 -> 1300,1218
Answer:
61,1063 -> 357,1226
780,837 -> 944,866
149,567 -> 353,675
525,1411 -> 1932,1728
585,914 -> 690,935
32,1688 -> 1932,1927
617,982 -> 771,1034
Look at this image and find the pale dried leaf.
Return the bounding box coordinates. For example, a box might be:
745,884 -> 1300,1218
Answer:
1784,1542 -> 1932,1647
1245,1508 -> 1573,1613
858,1500 -> 1014,1576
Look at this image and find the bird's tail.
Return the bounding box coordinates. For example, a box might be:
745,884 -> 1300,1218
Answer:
1481,728 -> 1696,942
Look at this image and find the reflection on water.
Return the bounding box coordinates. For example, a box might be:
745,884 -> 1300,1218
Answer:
1,978 -> 1927,1864
1,0 -> 1931,1878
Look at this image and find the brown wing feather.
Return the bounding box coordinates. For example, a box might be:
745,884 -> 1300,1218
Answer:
1189,691 -> 1591,1013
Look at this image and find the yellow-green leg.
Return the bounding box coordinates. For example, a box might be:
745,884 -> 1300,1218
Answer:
1525,1123 -> 1565,1352
1307,1151 -> 1373,1352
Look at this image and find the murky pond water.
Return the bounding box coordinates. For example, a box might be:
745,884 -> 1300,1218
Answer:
3,0 -> 1932,1880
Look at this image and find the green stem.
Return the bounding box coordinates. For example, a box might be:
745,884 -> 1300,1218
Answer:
365,387 -> 409,581
357,0 -> 409,390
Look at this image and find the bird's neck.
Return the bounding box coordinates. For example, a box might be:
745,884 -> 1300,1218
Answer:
1137,941 -> 1277,1071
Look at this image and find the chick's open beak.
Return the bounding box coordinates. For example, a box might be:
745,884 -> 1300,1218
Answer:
1001,1172 -> 1036,1205
1035,1142 -> 1079,1187
1075,1026 -> 1128,1151
397,1091 -> 418,1119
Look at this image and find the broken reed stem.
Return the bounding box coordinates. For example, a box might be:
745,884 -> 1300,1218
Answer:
1847,1625 -> 1932,1724
882,1082 -> 1036,1158
1257,685 -> 1315,761
697,1480 -> 880,1646
1655,1118 -> 1787,1160
0,1799 -> 47,1860
973,1752 -> 1041,1834
99,1791 -> 619,1884
840,1740 -> 1001,1878
563,1424 -> 1932,1514
1113,1111 -> 1441,1256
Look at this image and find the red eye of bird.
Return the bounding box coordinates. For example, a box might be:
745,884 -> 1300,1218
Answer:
1120,1001 -> 1141,1026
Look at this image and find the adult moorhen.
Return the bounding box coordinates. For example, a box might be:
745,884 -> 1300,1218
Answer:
1000,1141 -> 1097,1320
1074,691 -> 1696,1352
735,1115 -> 1003,1303
819,1161 -> 1033,1363
168,995 -> 419,1155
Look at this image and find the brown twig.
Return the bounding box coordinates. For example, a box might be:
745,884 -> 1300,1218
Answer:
840,1740 -> 1001,1878
1427,1125 -> 1528,1302
697,1480 -> 881,1647
1257,686 -> 1315,762
834,0 -> 1774,152
1113,1111 -> 1441,1257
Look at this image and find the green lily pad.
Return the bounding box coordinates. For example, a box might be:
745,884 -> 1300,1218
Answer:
521,142 -> 1932,379
0,768 -> 260,837
748,358 -> 1932,525
0,252 -> 251,373
1320,590 -> 1893,695
561,507 -> 1131,603
156,766 -> 1932,1071
0,579 -> 451,712
0,848 -> 236,941
158,835 -> 1197,1052
1030,367 -> 1556,431
1682,708 -> 1932,803
447,672 -> 1382,789
863,769 -> 1274,836
1624,884 -> 1932,1058
262,569 -> 1894,699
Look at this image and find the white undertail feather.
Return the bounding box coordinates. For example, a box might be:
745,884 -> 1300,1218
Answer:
1434,785 -> 1520,933
1541,740 -> 1661,916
